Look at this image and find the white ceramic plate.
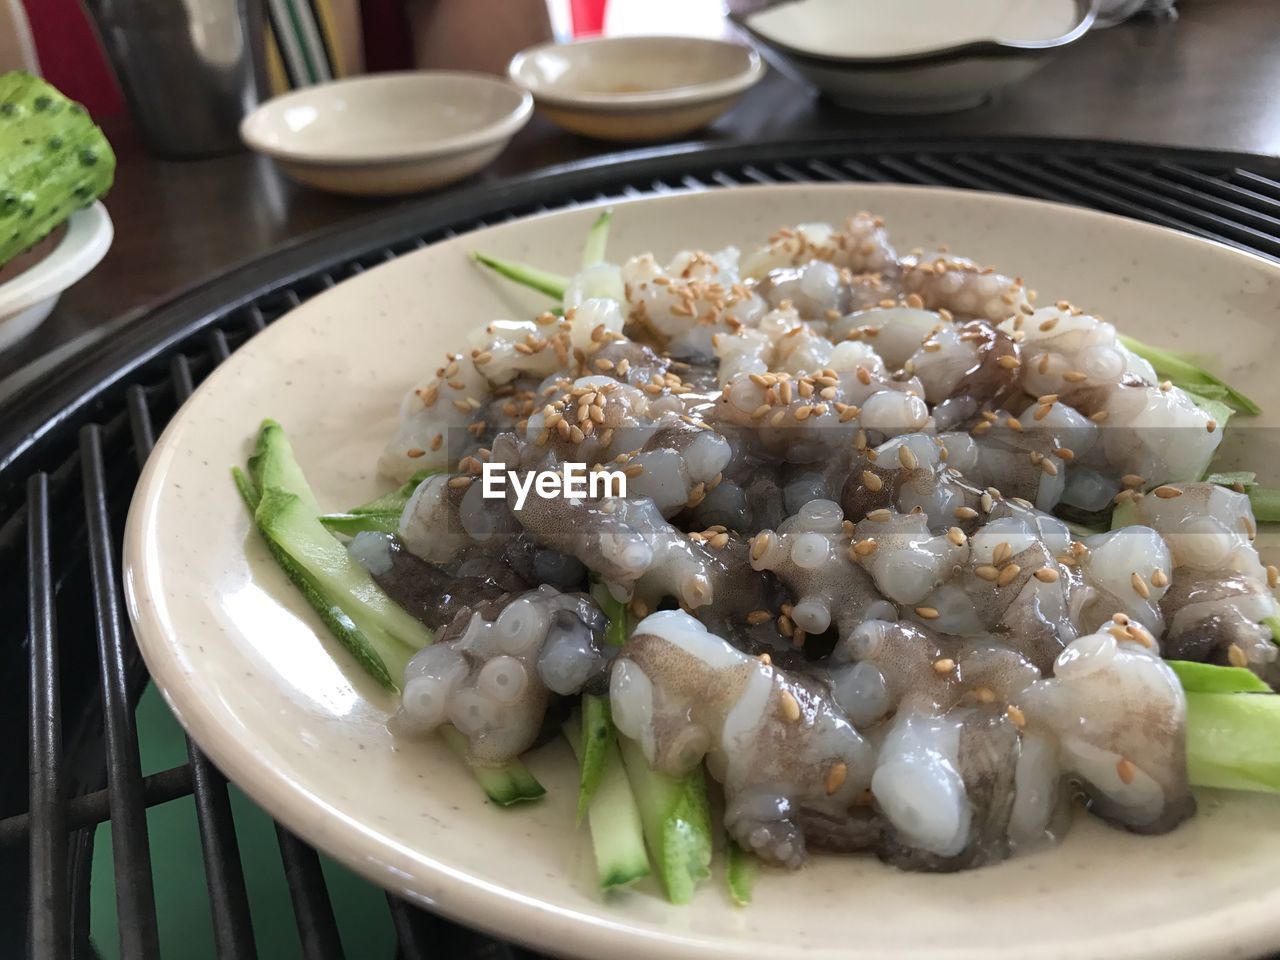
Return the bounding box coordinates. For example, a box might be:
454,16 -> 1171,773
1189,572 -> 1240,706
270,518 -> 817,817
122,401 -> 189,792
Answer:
125,184 -> 1280,960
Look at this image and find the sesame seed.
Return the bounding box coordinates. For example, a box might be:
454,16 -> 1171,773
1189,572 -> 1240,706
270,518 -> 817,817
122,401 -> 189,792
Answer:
993,541 -> 1012,565
997,563 -> 1022,587
862,471 -> 884,492
974,687 -> 996,704
758,652 -> 773,665
916,607 -> 941,621
1006,416 -> 1024,433
746,610 -> 772,626
406,448 -> 426,459
779,691 -> 801,723
793,404 -> 814,422
955,506 -> 979,520
1041,458 -> 1059,476
996,355 -> 1021,370
430,434 -> 444,451
1054,447 -> 1075,460
751,403 -> 771,420
1034,404 -> 1052,421
1033,567 -> 1059,583
1121,474 -> 1146,489
750,533 -> 770,562
1006,705 -> 1026,728
866,509 -> 892,522
932,656 -> 954,671
447,476 -> 473,489
1151,568 -> 1169,588
974,565 -> 1000,582
1228,643 -> 1248,668
980,492 -> 995,513
1130,571 -> 1151,599
1153,485 -> 1182,499
824,762 -> 848,796
853,537 -> 878,556
1207,420 -> 1217,433
947,527 -> 966,547
1115,758 -> 1136,785
1063,371 -> 1088,383
898,446 -> 918,470
1268,565 -> 1279,589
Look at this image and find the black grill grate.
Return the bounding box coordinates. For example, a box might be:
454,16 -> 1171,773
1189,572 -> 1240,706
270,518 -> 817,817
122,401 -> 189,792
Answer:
4,137 -> 1280,960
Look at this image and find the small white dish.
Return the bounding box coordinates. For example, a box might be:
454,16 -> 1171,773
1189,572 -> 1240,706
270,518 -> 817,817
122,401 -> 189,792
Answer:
240,71 -> 533,197
729,0 -> 1095,114
0,202 -> 113,352
508,35 -> 765,141
125,184 -> 1280,960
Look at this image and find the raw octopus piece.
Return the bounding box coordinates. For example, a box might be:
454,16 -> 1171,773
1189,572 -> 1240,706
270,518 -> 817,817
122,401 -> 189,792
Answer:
1130,483 -> 1279,673
394,586 -> 610,767
1019,627 -> 1195,833
610,611 -> 877,867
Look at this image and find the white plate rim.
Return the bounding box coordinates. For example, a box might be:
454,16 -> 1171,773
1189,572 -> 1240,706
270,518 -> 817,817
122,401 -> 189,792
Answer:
124,182 -> 1280,960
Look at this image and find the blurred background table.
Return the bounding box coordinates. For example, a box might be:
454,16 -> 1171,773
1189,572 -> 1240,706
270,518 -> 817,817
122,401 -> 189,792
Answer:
1,0 -> 1277,394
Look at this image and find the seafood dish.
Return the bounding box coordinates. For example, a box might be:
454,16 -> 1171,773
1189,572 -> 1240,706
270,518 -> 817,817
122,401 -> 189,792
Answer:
234,208 -> 1280,900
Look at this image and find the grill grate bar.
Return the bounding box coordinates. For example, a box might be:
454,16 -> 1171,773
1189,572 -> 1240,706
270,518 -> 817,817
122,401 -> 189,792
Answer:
80,422 -> 161,958
1043,158 -> 1280,257
276,824 -> 345,960
873,156 -> 948,187
135,368 -> 260,960
945,155 -> 1073,204
1230,169 -> 1280,201
1097,160 -> 1280,230
1152,162 -> 1280,214
386,896 -> 437,960
0,766 -> 194,846
27,472 -> 69,959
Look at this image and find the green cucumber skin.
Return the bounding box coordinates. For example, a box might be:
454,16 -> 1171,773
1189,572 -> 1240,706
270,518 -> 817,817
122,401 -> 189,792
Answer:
0,71 -> 115,267
318,511 -> 400,536
441,727 -> 545,806
725,837 -> 756,907
617,735 -> 712,905
576,694 -> 613,821
236,421 -> 430,689
565,717 -> 650,890
233,468 -> 396,688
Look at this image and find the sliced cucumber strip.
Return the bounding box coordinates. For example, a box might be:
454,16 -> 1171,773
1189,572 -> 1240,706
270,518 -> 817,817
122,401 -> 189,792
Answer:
565,715 -> 650,890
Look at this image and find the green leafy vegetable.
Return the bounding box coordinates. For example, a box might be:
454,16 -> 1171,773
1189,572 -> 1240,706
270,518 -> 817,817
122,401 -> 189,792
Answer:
1168,660 -> 1272,694
1186,691 -> 1280,793
470,251 -> 570,301
1118,333 -> 1261,415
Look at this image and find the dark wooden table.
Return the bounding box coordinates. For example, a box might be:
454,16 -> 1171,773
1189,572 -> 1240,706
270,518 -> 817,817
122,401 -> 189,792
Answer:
2,0 -> 1277,394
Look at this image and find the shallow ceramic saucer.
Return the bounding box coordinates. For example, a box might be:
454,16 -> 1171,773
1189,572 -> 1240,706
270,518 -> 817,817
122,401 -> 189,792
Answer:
240,71 -> 533,196
508,36 -> 764,141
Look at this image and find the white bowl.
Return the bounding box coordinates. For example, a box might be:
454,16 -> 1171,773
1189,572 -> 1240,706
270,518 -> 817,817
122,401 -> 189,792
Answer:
240,71 -> 533,197
125,183 -> 1280,960
508,36 -> 765,141
0,202 -> 113,352
730,0 -> 1095,114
